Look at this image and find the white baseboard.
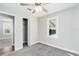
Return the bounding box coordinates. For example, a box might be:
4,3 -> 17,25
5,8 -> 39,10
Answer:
40,41 -> 79,55
30,41 -> 40,46
15,46 -> 23,51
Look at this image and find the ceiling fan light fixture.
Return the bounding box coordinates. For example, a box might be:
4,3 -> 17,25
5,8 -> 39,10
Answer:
20,3 -> 48,14
38,6 -> 42,12
35,6 -> 42,13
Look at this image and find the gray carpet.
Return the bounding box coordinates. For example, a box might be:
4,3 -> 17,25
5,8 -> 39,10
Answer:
6,43 -> 78,56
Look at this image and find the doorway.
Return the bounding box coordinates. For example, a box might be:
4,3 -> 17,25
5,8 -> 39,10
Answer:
23,18 -> 28,47
0,13 -> 14,55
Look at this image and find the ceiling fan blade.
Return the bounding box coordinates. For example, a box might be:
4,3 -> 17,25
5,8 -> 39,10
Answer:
32,10 -> 36,14
42,6 -> 48,12
27,8 -> 32,11
20,3 -> 34,6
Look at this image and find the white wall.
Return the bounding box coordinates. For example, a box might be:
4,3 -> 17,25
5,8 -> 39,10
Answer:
14,16 -> 23,50
38,5 -> 79,54
72,6 -> 79,52
28,17 -> 39,46
0,4 -> 38,51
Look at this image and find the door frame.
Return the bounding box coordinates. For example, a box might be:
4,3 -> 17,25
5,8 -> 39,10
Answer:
0,11 -> 15,50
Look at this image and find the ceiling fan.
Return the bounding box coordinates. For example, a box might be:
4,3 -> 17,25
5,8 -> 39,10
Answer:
20,3 -> 48,14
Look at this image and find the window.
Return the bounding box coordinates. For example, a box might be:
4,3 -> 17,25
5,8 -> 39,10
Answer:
3,22 -> 13,35
49,19 -> 56,35
47,16 -> 58,38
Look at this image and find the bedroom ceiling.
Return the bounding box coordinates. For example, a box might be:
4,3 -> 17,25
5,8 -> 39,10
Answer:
0,3 -> 78,17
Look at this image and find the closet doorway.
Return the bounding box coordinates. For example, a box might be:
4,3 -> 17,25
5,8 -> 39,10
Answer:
23,18 -> 28,47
